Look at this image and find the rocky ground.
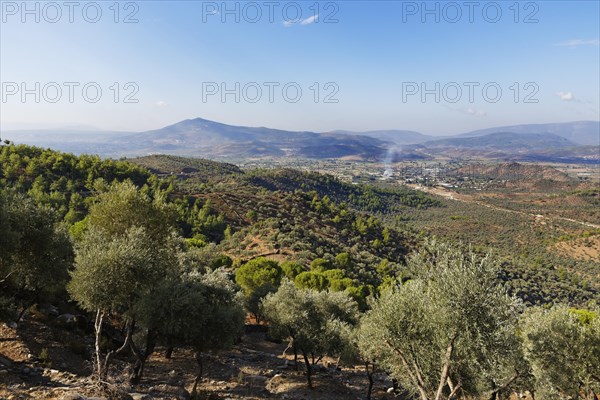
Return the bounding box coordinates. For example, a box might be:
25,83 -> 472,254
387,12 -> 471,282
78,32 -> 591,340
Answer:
0,311 -> 396,400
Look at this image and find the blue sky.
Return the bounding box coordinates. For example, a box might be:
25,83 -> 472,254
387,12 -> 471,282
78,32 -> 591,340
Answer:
1,0 -> 599,134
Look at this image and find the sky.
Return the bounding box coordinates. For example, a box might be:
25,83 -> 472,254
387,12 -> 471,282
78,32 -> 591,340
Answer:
1,0 -> 599,135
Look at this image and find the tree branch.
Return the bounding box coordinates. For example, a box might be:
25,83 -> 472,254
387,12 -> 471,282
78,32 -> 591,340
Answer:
385,339 -> 430,400
434,335 -> 456,400
447,378 -> 462,400
102,318 -> 134,376
447,377 -> 455,392
489,371 -> 520,396
94,309 -> 104,375
409,345 -> 429,392
0,269 -> 16,284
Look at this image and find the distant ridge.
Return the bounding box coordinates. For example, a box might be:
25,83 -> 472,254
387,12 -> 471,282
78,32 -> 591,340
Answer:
420,132 -> 576,151
330,129 -> 434,145
2,118 -> 598,162
112,117 -> 387,159
459,121 -> 600,146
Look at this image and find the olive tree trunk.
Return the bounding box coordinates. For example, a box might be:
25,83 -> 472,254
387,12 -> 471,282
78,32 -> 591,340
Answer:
365,361 -> 375,400
191,352 -> 204,398
302,350 -> 313,389
101,318 -> 133,378
129,328 -> 158,384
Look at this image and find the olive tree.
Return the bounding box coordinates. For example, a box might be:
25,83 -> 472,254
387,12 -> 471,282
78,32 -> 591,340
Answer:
137,269 -> 245,395
68,181 -> 179,377
521,305 -> 600,400
0,190 -> 72,322
261,280 -> 358,388
359,240 -> 526,400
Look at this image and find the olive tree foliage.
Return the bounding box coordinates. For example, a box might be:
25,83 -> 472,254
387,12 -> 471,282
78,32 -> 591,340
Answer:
520,305 -> 600,400
261,280 -> 359,388
342,324 -> 378,400
136,269 -> 245,396
359,240 -> 526,400
235,257 -> 282,322
68,227 -> 178,312
67,181 -> 180,377
0,189 -> 72,321
178,243 -> 233,273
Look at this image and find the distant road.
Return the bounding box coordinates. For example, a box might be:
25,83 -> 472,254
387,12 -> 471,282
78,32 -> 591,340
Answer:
408,184 -> 600,230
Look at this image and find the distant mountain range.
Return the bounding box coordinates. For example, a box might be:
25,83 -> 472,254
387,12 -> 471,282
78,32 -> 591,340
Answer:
329,129 -> 434,145
459,121 -> 600,146
421,132 -> 575,151
2,118 -> 598,163
400,132 -> 600,163
117,118 -> 388,159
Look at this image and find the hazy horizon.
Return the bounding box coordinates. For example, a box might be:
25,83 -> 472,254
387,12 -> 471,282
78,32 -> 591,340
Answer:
2,117 -> 599,138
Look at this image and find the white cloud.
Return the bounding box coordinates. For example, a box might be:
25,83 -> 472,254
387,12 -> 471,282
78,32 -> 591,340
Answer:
556,39 -> 600,47
156,100 -> 168,107
301,14 -> 318,25
466,108 -> 487,117
283,14 -> 318,27
556,92 -> 575,101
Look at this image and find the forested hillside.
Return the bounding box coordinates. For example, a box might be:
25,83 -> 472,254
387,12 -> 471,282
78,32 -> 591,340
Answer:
0,144 -> 420,313
1,145 -> 596,308
1,144 -> 599,400
244,168 -> 440,212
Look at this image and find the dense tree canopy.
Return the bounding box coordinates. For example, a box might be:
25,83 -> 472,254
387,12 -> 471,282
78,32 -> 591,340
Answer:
280,260 -> 305,279
68,181 -> 180,376
521,305 -> 600,400
0,189 -> 72,319
137,269 -> 245,394
235,257 -> 282,321
2,144 -> 599,398
359,241 -> 526,400
262,280 -> 358,387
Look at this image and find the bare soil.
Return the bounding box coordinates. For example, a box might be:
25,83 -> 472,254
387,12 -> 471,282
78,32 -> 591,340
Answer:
1,315 -> 396,400
553,236 -> 600,262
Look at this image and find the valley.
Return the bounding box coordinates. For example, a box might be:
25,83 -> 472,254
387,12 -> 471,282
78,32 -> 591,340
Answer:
1,140 -> 599,399
4,1 -> 599,396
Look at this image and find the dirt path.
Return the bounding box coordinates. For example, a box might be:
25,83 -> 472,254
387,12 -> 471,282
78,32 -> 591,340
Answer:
408,184 -> 600,229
